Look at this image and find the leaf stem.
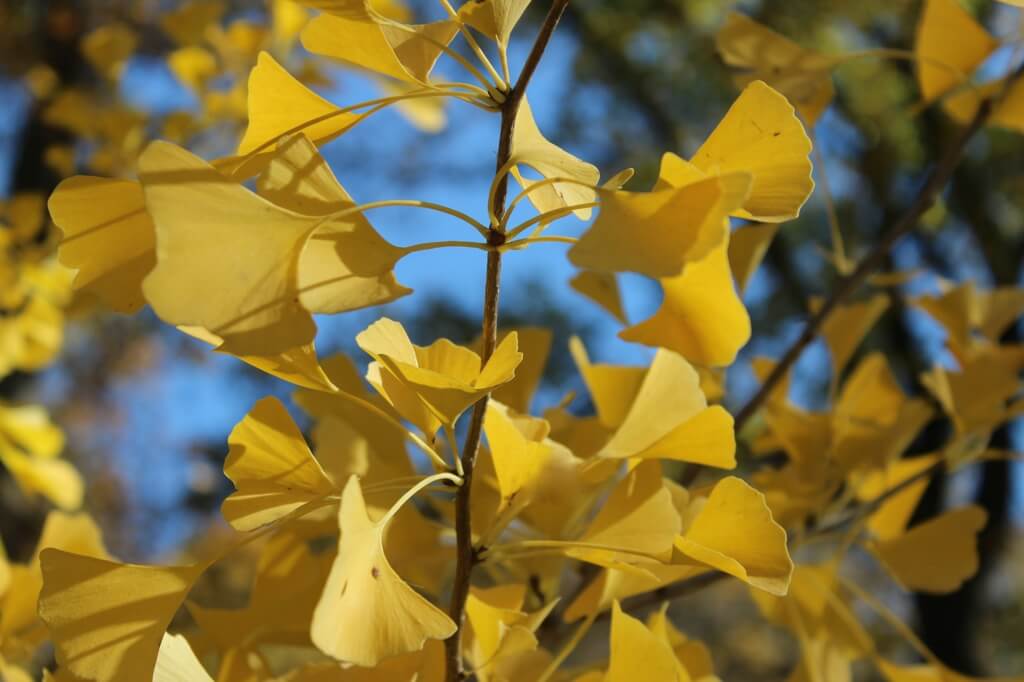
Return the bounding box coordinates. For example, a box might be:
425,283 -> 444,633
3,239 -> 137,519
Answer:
378,472 -> 464,528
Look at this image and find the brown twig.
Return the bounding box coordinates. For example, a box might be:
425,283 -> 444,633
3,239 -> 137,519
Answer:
733,96 -> 996,433
444,2 -> 571,679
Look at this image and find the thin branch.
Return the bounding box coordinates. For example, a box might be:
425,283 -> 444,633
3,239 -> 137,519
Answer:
733,95 -> 997,433
444,3 -> 571,680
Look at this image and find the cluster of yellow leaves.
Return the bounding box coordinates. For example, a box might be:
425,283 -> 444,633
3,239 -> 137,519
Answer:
22,0 -> 1024,681
0,195 -> 79,511
715,0 -> 1024,133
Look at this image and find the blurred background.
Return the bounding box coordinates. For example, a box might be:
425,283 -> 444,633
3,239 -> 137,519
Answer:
1,0 -> 1023,678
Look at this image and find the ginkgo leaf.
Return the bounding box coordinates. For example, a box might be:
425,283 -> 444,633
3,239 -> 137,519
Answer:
853,455 -> 939,542
819,295 -> 889,378
357,318 -> 522,434
188,531 -> 333,650
38,550 -> 203,682
160,0 -> 226,45
311,476 -> 456,666
237,52 -> 372,155
181,325 -> 339,393
489,328 -> 551,413
484,402 -> 551,513
832,354 -> 933,470
48,176 -> 156,314
657,80 -> 814,223
0,450 -> 83,511
914,0 -> 997,102
167,46 -> 218,92
571,271 -> 627,324
569,337 -> 647,430
140,141 -> 314,353
261,134 -> 411,313
729,223 -> 779,293
509,98 -> 600,220
675,477 -> 793,596
222,396 -> 336,531
0,405 -> 61,460
569,173 -> 751,279
458,0 -> 531,47
295,354 -> 416,491
1,512 -> 108,643
302,10 -> 458,85
140,141 -> 407,355
82,23 -> 138,80
463,584 -> 542,679
920,352 -> 1020,434
593,348 -> 736,469
620,231 -> 751,367
569,461 -> 681,565
872,505 -> 987,593
716,12 -> 838,124
380,78 -> 449,132
605,601 -> 685,682
153,634 -> 213,682
647,608 -> 717,680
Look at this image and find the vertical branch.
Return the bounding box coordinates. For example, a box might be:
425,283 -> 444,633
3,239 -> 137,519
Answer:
444,2 -> 571,680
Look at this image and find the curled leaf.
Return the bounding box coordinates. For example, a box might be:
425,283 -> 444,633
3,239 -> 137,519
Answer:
311,476 -> 456,666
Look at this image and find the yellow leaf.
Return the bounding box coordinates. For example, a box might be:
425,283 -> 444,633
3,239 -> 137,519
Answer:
509,98 -> 601,220
569,174 -> 751,279
832,354 -> 933,470
49,176 -> 156,314
1,512 -> 108,644
222,397 -> 336,531
660,80 -> 814,223
258,134 -> 411,314
302,10 -> 458,84
592,348 -> 737,468
872,505 -> 987,593
571,270 -> 627,324
819,294 -> 889,378
728,223 -> 779,293
489,328 -> 552,413
484,401 -> 551,513
715,12 -> 838,124
181,325 -> 340,393
914,0 -> 997,102
853,454 -> 939,542
0,403 -> 64,458
81,23 -> 137,80
160,0 -> 226,45
569,337 -> 647,430
167,46 -> 218,91
311,476 -> 456,666
139,141 -> 314,353
0,449 -> 82,511
140,141 -> 406,355
237,52 -> 371,155
357,318 -> 522,434
458,0 -> 531,47
620,232 -> 751,367
380,78 -> 449,132
605,601 -> 686,682
38,550 -> 202,682
153,634 -> 214,682
675,477 -> 793,595
569,461 -> 681,565
921,351 -> 1020,434
188,531 -> 333,649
